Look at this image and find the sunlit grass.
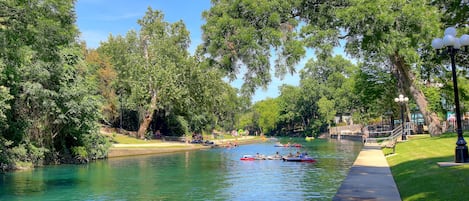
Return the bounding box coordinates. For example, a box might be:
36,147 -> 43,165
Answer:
386,133 -> 469,201
103,132 -> 162,144
105,132 -> 257,144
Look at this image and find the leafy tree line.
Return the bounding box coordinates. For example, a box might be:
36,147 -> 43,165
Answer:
0,2 -> 243,171
201,0 -> 469,137
237,55 -> 399,137
0,0 -> 110,170
97,8 -> 245,139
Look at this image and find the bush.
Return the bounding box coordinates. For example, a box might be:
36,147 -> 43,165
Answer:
82,132 -> 111,160
165,115 -> 189,136
0,137 -> 14,171
26,143 -> 47,166
71,146 -> 88,163
0,140 -> 47,170
10,144 -> 28,161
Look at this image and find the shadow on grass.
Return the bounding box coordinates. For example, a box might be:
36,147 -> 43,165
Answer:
389,154 -> 469,201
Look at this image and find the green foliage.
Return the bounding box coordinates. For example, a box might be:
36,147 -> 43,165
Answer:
353,64 -> 398,122
176,116 -> 190,136
277,85 -> 304,127
160,114 -> 190,136
238,111 -> 255,131
82,132 -> 111,160
203,0 -> 453,136
0,0 -> 109,169
83,48 -> 119,125
421,86 -> 445,119
99,8 -> 240,137
0,137 -> 13,167
0,139 -> 47,169
253,98 -> 280,134
202,0 -> 304,95
0,60 -> 13,128
27,143 -> 47,166
71,146 -> 88,163
9,144 -> 27,163
318,97 -> 336,125
0,85 -> 12,127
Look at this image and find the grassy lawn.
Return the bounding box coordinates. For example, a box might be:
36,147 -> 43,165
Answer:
104,133 -> 163,144
386,133 -> 469,201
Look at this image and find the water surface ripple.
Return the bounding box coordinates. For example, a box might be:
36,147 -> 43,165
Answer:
0,138 -> 362,201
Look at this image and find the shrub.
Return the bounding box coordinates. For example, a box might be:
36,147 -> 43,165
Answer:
71,146 -> 88,163
82,132 -> 111,160
0,137 -> 13,171
26,143 -> 47,166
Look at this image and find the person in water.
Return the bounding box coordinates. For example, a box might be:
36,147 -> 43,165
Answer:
274,151 -> 281,158
295,151 -> 301,157
256,153 -> 262,159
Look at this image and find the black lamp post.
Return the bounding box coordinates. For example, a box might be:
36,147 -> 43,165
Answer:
432,27 -> 469,163
395,94 -> 409,141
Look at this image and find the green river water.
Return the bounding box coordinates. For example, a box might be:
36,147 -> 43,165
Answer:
0,138 -> 362,201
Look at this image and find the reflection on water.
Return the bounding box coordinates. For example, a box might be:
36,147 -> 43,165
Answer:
0,138 -> 362,201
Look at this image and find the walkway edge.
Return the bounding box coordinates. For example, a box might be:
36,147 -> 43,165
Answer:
333,143 -> 401,201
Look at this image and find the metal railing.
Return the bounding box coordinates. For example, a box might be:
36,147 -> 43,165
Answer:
365,125 -> 404,145
329,124 -> 363,135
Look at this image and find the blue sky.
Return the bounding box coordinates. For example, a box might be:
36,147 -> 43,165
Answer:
75,0 -> 304,102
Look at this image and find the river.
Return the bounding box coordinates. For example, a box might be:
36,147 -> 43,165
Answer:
0,138 -> 362,201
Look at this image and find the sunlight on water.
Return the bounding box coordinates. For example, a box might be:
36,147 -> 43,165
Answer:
0,138 -> 361,201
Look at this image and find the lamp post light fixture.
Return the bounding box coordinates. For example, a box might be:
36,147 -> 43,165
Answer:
431,27 -> 469,163
394,94 -> 409,141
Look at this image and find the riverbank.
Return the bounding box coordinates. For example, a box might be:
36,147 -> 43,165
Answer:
108,135 -> 263,158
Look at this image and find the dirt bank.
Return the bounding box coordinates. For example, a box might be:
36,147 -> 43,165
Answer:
108,145 -> 211,158
108,136 -> 264,158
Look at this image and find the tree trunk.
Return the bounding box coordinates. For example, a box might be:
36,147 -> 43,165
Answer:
137,92 -> 158,139
390,51 -> 442,136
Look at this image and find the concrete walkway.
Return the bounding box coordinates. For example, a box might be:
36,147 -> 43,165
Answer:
333,143 -> 401,201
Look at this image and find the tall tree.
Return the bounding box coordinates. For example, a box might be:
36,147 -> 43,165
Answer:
318,97 -> 336,127
202,0 -> 446,135
82,46 -> 118,125
278,85 -> 303,131
100,8 -> 192,139
0,0 -> 108,166
335,0 -> 444,135
253,98 -> 280,134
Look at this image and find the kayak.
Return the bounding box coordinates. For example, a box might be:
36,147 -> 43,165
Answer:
282,157 -> 316,163
240,155 -> 255,161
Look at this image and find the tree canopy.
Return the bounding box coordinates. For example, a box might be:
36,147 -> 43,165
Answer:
202,0 -> 469,136
0,0 -> 109,168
